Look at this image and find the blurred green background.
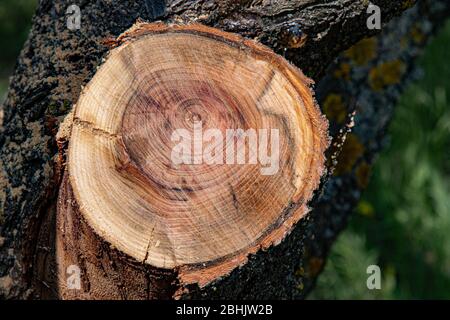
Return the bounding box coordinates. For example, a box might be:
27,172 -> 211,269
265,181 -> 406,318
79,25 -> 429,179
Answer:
312,20 -> 450,299
0,0 -> 37,101
0,0 -> 449,299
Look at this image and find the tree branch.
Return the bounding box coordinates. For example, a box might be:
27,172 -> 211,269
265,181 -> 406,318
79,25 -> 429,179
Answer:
0,0 -> 446,299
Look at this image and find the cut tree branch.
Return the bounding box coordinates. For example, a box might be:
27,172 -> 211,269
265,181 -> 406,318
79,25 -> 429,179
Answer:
0,0 -> 448,299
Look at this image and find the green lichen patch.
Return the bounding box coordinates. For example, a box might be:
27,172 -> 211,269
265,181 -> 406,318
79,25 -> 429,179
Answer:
322,93 -> 347,124
369,60 -> 405,91
344,38 -> 378,66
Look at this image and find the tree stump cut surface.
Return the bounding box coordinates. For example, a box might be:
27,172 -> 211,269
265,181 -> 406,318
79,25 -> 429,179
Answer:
59,23 -> 329,295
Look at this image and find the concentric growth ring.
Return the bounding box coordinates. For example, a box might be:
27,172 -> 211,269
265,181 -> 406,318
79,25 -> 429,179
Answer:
67,23 -> 329,284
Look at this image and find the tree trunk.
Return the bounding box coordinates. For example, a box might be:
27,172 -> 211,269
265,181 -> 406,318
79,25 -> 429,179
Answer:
0,0 -> 449,299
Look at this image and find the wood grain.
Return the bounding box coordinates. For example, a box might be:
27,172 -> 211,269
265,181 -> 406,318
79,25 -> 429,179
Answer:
56,22 -> 329,298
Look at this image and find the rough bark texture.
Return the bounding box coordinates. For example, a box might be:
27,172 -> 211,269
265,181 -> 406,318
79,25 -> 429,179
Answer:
55,175 -> 178,299
0,0 -> 449,299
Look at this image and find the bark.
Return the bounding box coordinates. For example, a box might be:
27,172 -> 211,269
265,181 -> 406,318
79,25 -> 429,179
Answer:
0,0 -> 448,299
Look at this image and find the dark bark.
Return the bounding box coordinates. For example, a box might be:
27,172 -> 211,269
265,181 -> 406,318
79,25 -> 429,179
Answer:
0,0 -> 448,299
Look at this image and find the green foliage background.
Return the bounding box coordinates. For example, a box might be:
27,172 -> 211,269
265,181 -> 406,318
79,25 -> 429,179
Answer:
312,20 -> 450,299
0,0 -> 449,299
0,0 -> 36,99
